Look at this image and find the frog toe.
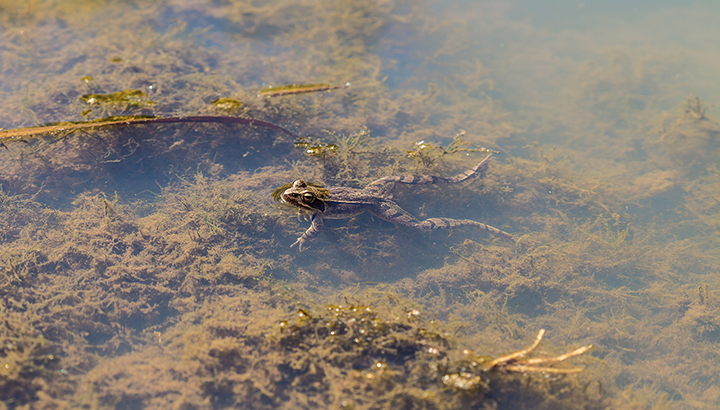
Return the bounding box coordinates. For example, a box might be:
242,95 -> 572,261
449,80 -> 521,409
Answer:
291,237 -> 305,251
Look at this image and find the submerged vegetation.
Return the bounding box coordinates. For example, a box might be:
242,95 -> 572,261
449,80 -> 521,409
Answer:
405,131 -> 499,169
0,173 -> 597,409
256,82 -> 346,98
0,0 -> 719,409
211,97 -> 245,111
80,89 -> 156,107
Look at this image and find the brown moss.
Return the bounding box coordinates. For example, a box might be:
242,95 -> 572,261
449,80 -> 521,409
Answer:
77,291 -> 598,410
1,1 -> 720,409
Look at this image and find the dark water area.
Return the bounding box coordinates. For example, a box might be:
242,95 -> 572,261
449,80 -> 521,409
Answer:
1,1 -> 720,409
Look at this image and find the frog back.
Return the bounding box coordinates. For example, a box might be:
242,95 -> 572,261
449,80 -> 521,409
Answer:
322,186 -> 386,218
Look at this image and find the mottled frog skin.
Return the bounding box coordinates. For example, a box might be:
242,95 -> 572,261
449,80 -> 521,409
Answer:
279,154 -> 513,250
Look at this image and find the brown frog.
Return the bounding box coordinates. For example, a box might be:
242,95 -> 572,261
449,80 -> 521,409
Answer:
273,154 -> 513,250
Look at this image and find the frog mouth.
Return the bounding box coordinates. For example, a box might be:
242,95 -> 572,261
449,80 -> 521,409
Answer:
279,194 -> 306,208
279,196 -> 299,208
280,194 -> 325,213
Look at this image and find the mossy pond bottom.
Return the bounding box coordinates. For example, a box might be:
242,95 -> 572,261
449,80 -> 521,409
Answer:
2,1 -> 720,409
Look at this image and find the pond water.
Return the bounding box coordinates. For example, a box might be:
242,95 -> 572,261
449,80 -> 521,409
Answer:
1,1 -> 720,409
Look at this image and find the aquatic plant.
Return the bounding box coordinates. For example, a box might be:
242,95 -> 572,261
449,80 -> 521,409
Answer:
256,83 -> 347,98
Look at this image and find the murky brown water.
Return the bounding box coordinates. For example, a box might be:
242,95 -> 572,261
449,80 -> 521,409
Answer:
1,1 -> 720,409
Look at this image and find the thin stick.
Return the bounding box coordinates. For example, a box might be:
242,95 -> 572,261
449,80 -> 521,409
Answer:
487,329 -> 545,369
519,345 -> 593,366
503,365 -> 585,374
0,115 -> 299,143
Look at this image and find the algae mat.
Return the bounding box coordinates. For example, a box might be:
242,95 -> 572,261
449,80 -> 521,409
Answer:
1,1 -> 720,409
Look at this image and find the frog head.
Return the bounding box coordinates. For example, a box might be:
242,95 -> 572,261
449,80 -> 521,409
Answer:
277,180 -> 330,213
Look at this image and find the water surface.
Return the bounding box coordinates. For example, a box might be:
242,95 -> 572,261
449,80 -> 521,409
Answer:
1,1 -> 719,409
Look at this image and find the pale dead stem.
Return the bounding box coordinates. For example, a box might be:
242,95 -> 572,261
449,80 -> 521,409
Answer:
487,329 -> 593,374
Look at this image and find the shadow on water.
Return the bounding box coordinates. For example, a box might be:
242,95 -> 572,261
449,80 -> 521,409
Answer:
0,121 -> 297,206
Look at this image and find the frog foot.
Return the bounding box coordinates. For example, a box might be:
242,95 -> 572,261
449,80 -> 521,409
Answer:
290,237 -> 305,251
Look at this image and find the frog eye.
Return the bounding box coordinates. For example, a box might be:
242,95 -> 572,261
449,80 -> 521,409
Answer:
302,192 -> 315,203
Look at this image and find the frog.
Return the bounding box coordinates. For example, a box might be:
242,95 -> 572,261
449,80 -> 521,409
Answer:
273,153 -> 514,250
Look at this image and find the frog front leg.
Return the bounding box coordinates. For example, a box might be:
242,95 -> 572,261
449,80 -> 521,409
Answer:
291,213 -> 325,250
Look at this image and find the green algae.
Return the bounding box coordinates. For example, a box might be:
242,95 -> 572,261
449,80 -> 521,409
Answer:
0,173 -> 597,409
80,89 -> 156,107
405,131 -> 500,169
211,98 -> 245,111
73,291 -> 599,410
0,145 -> 603,408
256,83 -> 344,98
294,135 -> 340,158
0,0 -> 719,409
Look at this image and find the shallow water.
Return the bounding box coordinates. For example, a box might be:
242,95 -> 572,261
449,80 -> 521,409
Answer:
1,1 -> 720,409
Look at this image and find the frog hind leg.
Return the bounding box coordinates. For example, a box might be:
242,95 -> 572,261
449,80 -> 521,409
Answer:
366,153 -> 493,191
417,217 -> 515,242
369,201 -> 514,242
